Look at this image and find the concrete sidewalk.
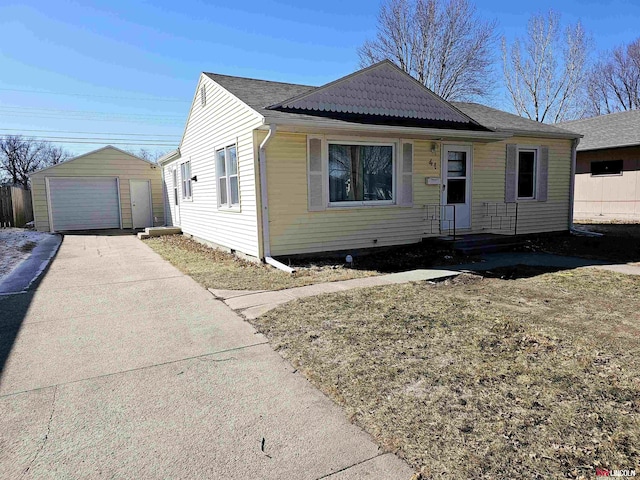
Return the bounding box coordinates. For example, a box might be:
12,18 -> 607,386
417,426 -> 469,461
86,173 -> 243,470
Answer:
211,252 -> 639,319
210,269 -> 459,319
0,234 -> 413,480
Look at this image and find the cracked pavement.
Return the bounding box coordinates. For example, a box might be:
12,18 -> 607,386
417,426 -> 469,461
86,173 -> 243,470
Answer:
0,234 -> 412,479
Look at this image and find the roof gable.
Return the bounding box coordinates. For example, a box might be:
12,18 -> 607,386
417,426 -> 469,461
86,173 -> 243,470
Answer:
267,61 -> 480,127
30,145 -> 155,177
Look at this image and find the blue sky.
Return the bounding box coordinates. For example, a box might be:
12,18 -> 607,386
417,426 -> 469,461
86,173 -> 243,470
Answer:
1,0 -> 639,156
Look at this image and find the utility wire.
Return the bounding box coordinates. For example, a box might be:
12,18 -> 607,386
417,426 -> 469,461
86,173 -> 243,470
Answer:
0,106 -> 184,119
0,87 -> 189,103
0,128 -> 181,137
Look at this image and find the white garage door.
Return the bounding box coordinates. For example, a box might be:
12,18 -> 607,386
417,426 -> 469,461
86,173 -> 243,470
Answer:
48,177 -> 121,231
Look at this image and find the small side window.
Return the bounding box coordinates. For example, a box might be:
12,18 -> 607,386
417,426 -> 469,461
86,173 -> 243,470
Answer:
517,149 -> 536,200
591,160 -> 623,176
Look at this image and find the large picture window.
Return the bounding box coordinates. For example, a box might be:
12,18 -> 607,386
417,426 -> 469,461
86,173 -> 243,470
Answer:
517,149 -> 536,199
216,144 -> 239,208
328,143 -> 393,204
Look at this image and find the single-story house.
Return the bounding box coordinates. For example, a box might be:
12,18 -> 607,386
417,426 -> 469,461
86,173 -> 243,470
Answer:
159,60 -> 581,266
31,146 -> 163,232
559,110 -> 640,221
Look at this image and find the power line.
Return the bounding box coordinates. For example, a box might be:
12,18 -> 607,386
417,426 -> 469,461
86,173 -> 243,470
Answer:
20,136 -> 177,144
0,113 -> 182,125
0,105 -> 184,118
21,139 -> 177,146
0,128 -> 181,137
0,87 -> 189,103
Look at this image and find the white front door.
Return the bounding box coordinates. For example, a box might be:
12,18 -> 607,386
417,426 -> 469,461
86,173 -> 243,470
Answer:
130,180 -> 152,229
441,145 -> 472,231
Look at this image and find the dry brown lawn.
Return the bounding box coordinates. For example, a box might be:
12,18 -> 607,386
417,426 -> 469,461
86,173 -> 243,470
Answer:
144,234 -> 377,291
251,268 -> 640,479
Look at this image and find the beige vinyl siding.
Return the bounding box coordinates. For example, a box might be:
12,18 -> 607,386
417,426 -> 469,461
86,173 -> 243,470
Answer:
174,74 -> 263,257
471,136 -> 572,235
264,133 -> 572,256
574,147 -> 640,219
264,132 -> 442,256
30,147 -> 163,232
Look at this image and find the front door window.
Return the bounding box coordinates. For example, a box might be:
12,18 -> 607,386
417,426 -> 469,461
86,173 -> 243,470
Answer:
447,151 -> 467,204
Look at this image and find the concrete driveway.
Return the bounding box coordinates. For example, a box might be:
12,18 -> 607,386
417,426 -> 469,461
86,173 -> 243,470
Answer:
0,234 -> 412,479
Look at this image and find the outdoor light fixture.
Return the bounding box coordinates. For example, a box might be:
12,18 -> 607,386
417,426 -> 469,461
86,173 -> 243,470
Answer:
191,175 -> 198,182
430,142 -> 437,153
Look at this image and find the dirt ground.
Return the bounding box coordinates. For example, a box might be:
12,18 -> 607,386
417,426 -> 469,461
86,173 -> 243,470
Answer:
525,223 -> 640,264
144,235 -> 378,291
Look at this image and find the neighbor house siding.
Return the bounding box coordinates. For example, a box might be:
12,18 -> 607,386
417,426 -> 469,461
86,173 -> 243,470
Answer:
31,148 -> 163,232
264,133 -> 572,256
471,136 -> 572,235
264,131 -> 442,256
172,74 -> 264,258
574,146 -> 640,219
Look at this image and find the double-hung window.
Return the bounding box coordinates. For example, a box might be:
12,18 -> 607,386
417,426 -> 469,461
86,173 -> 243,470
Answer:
216,144 -> 239,209
517,149 -> 537,200
181,161 -> 192,200
328,142 -> 394,205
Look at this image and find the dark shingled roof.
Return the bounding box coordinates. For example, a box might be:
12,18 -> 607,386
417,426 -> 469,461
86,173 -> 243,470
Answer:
204,71 -> 580,138
558,110 -> 640,151
452,102 -> 581,138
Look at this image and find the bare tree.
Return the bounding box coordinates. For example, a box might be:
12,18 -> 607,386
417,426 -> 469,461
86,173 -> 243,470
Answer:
358,0 -> 497,101
502,11 -> 589,123
126,148 -> 167,163
0,136 -> 71,188
586,38 -> 640,115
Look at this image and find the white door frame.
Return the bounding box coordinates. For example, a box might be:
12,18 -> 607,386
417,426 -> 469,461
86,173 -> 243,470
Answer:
441,144 -> 473,231
129,179 -> 153,229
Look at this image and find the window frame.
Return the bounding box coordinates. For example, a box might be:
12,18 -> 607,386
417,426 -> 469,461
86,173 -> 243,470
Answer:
516,146 -> 538,201
180,161 -> 192,201
172,167 -> 179,205
326,139 -> 396,208
216,143 -> 240,211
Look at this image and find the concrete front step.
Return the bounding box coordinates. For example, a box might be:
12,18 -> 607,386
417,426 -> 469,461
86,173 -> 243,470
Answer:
145,226 -> 182,237
435,233 -> 525,255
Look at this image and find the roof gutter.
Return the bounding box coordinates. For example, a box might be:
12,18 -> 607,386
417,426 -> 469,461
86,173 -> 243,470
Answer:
258,124 -> 295,273
158,148 -> 181,166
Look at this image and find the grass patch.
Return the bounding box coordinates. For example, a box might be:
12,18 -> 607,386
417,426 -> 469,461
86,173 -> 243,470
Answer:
144,234 -> 378,291
251,269 -> 640,478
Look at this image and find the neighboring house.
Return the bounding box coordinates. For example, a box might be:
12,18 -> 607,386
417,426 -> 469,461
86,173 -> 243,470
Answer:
559,110 -> 640,221
31,146 -> 163,232
160,60 -> 580,264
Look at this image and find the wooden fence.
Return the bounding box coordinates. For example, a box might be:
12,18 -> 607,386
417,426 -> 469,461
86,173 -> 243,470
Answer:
0,186 -> 34,228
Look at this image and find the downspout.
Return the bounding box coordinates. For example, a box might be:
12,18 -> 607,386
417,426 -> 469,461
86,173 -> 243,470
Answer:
568,137 -> 579,230
568,138 -> 601,237
259,124 -> 296,273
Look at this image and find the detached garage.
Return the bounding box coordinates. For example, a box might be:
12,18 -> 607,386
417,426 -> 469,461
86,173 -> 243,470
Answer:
30,146 -> 164,232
